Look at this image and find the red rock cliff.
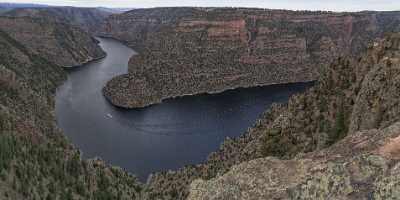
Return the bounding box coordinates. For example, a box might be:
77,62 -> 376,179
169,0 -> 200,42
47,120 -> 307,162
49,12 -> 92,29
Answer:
101,8 -> 400,108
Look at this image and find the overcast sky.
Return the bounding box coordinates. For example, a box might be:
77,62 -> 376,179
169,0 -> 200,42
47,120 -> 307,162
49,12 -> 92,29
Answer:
1,0 -> 399,11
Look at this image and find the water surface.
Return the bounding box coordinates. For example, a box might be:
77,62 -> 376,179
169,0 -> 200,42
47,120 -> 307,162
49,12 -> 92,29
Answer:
56,37 -> 312,181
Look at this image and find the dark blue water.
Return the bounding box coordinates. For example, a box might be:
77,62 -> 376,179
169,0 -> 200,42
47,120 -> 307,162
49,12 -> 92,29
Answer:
55,37 -> 312,181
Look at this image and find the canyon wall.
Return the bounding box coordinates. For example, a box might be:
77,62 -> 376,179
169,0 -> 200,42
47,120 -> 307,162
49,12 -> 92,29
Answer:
141,32 -> 400,200
188,33 -> 400,199
102,8 -> 400,108
0,6 -> 399,199
0,16 -> 105,67
4,7 -> 112,34
0,18 -> 142,199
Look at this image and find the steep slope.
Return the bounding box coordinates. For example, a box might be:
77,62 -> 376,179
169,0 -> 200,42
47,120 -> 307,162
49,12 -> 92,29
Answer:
102,8 -> 400,108
187,33 -> 400,199
140,33 -> 400,200
0,25 -> 142,199
4,7 -> 112,34
0,16 -> 105,67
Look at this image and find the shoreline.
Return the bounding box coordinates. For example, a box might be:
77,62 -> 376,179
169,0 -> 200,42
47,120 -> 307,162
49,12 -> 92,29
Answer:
63,36 -> 108,68
62,54 -> 107,68
103,79 -> 317,109
61,36 -> 131,69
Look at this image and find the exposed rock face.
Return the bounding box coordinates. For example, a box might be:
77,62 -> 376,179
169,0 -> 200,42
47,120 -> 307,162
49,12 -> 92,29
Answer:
102,8 -> 400,108
4,7 -> 112,34
188,123 -> 400,199
0,22 -> 142,200
186,33 -> 400,199
0,16 -> 105,67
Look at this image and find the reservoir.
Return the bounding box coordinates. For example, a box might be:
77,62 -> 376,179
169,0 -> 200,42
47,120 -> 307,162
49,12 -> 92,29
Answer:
55,37 -> 312,181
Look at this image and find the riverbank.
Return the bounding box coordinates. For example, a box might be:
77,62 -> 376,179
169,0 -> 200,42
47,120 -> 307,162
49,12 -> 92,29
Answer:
64,54 -> 107,68
103,76 -> 316,109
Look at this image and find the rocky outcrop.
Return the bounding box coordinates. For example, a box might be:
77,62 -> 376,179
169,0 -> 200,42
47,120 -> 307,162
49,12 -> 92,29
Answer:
186,33 -> 400,199
102,8 -> 400,108
188,122 -> 400,199
0,22 -> 142,199
0,16 -> 105,67
4,7 -> 112,34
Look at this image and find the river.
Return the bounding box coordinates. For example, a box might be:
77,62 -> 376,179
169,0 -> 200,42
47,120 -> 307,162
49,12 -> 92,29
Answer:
55,37 -> 312,181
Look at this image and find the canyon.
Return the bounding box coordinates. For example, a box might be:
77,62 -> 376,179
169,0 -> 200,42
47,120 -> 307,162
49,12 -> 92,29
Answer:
134,32 -> 400,200
98,8 -> 400,199
1,5 -> 400,200
102,8 -> 400,108
188,32 -> 400,200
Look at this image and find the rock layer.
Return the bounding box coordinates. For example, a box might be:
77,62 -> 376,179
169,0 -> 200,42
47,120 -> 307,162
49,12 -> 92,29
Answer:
102,8 -> 400,108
